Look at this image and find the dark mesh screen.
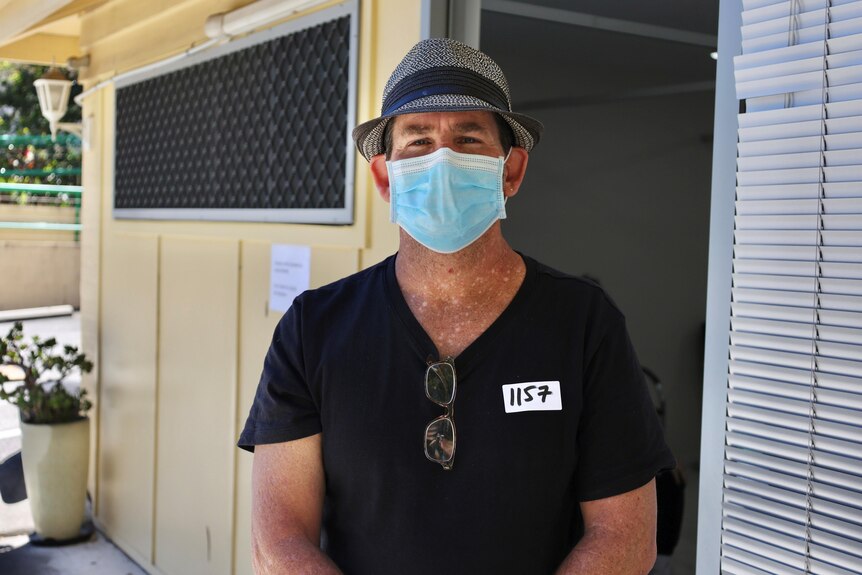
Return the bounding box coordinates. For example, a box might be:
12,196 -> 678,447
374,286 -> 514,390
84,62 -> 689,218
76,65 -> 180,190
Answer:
115,15 -> 350,213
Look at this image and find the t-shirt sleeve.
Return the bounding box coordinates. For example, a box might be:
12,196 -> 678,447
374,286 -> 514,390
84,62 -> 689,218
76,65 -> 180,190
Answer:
574,308 -> 676,501
237,299 -> 322,452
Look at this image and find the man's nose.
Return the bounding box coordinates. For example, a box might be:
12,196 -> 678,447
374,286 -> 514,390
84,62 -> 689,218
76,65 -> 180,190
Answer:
430,138 -> 455,153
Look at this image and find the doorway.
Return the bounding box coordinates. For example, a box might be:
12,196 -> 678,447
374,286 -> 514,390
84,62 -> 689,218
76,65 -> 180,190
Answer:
480,1 -> 719,571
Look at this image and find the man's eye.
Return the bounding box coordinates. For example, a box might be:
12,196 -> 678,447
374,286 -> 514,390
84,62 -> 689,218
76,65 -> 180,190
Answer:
410,138 -> 431,146
459,137 -> 480,144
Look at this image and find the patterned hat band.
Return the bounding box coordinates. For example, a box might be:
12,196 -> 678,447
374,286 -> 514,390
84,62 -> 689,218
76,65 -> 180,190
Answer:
381,66 -> 511,116
352,38 -> 543,161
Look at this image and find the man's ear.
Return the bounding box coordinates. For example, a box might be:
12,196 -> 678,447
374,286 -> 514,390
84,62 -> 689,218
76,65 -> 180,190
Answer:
503,147 -> 529,199
369,154 -> 391,203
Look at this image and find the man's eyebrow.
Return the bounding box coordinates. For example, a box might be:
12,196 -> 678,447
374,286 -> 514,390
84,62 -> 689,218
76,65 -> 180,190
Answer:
452,121 -> 490,134
396,121 -> 491,136
398,123 -> 432,136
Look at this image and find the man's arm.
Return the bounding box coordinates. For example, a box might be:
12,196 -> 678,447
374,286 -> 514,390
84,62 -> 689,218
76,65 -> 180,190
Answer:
251,434 -> 342,575
555,479 -> 658,575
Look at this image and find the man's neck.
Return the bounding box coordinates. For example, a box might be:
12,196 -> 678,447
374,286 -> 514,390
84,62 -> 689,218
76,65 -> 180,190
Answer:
394,227 -> 527,358
394,228 -> 523,303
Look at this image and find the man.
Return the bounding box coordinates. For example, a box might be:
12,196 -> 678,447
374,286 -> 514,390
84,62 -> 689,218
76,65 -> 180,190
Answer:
239,38 -> 674,574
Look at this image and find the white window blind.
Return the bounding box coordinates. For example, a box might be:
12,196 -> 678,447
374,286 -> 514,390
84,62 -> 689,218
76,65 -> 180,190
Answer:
726,0 -> 862,573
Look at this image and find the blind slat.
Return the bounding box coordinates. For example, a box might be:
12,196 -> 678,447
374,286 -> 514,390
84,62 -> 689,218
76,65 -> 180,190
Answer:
734,230 -> 862,247
736,165 -> 862,186
732,272 -> 819,288
738,116 -> 862,142
737,148 -> 862,171
734,245 -> 862,264
731,301 -> 862,327
732,287 -> 862,314
735,198 -> 862,215
730,316 -> 862,345
746,81 -> 862,112
736,182 -> 862,200
737,98 -> 862,128
733,260 -> 862,281
734,215 -> 862,230
738,132 -> 862,157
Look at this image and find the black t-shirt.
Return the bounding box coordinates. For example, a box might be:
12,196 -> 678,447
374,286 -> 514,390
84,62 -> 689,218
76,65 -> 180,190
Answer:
239,253 -> 675,575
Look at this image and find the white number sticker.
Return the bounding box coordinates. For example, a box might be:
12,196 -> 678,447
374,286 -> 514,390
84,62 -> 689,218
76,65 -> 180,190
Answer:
501,381 -> 562,413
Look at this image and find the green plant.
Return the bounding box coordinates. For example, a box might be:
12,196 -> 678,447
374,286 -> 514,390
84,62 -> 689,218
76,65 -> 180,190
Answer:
0,321 -> 93,424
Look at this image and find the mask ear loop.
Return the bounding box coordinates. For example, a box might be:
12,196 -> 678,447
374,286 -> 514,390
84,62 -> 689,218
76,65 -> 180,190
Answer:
502,148 -> 513,204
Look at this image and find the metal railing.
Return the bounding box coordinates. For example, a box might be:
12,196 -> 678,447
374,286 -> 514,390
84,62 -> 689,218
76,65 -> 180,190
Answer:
0,182 -> 83,237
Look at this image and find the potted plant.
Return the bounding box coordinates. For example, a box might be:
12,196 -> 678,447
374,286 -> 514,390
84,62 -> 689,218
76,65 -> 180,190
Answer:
0,320 -> 94,543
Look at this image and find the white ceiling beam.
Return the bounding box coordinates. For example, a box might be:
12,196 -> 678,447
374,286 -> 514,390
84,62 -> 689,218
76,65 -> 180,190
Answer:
483,0 -> 718,47
0,0 -> 75,46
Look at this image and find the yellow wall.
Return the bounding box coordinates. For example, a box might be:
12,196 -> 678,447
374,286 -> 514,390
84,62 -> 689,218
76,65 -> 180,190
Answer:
74,1 -> 420,574
0,205 -> 81,309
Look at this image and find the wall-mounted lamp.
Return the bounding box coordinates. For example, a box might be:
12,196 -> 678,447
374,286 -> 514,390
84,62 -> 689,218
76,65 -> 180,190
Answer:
33,67 -> 82,141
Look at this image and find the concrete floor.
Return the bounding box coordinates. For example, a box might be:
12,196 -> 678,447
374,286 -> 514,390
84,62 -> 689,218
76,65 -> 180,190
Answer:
0,311 -> 147,575
0,531 -> 146,575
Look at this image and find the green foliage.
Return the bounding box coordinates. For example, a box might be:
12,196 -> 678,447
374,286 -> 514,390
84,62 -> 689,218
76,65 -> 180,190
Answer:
0,139 -> 82,188
0,321 -> 93,424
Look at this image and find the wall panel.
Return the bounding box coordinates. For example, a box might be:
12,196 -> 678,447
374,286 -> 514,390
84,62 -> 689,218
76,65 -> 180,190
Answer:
156,236 -> 238,575
234,241 -> 277,575
233,241 -> 358,573
98,232 -> 158,564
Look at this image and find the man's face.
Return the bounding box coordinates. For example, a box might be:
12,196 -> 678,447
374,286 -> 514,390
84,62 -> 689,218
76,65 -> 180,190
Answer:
388,111 -> 506,162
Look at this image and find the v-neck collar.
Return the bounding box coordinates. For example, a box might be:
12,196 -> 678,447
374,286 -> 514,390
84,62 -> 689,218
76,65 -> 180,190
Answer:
384,252 -> 537,379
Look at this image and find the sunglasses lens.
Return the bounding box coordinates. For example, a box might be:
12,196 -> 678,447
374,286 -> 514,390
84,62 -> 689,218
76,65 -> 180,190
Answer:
425,362 -> 455,405
424,417 -> 455,464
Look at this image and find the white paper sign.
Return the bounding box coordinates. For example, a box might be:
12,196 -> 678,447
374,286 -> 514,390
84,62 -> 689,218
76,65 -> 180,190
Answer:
270,244 -> 311,312
501,381 -> 563,413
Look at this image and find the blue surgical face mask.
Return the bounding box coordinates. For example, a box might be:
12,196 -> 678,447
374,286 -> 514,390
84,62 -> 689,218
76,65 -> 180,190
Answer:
387,147 -> 508,254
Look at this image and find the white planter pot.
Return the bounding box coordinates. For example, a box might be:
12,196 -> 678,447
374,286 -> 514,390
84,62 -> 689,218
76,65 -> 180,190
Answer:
20,417 -> 89,541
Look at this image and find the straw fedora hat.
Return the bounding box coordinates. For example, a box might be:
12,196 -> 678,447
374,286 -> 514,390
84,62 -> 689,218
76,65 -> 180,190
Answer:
352,37 -> 543,161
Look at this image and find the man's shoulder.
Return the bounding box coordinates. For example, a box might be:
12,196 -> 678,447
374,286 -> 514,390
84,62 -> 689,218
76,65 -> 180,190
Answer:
524,254 -> 625,319
295,253 -> 393,308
